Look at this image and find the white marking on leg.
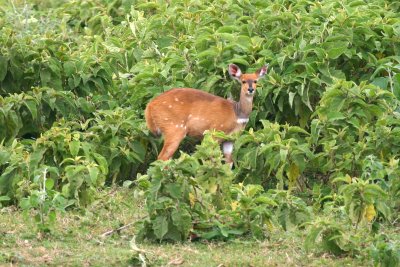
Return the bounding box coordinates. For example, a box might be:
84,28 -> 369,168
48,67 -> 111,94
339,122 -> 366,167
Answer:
223,141 -> 233,155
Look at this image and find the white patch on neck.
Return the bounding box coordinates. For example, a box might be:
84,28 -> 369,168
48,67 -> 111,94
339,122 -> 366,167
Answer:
245,96 -> 253,102
237,118 -> 249,124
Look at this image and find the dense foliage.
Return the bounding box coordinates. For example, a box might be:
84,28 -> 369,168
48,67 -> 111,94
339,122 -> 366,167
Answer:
0,0 -> 399,265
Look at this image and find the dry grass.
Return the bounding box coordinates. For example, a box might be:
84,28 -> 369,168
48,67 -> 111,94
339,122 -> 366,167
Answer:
0,188 -> 366,266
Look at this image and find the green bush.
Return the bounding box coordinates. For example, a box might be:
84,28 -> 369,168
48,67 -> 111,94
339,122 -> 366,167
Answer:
0,2 -> 399,263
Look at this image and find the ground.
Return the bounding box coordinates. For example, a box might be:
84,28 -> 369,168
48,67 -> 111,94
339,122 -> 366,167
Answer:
0,188 -> 367,266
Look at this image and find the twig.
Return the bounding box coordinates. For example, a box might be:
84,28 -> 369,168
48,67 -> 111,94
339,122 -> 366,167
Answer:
100,222 -> 135,237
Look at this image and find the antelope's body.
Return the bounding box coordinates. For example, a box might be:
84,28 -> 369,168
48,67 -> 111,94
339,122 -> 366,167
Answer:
145,64 -> 268,163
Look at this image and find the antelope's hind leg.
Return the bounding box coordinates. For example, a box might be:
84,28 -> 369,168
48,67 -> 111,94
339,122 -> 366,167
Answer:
157,129 -> 186,161
222,141 -> 234,168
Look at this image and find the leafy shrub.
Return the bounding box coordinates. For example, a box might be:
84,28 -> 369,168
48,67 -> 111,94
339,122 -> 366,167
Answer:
0,107 -> 150,205
234,121 -> 313,188
137,134 -> 279,241
304,81 -> 400,186
370,235 -> 400,267
20,167 -> 74,233
137,133 -> 315,242
0,3 -> 399,265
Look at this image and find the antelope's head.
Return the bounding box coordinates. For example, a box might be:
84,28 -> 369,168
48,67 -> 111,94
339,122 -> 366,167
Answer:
229,64 -> 268,96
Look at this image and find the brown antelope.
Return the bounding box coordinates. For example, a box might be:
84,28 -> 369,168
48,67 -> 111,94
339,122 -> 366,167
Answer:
145,63 -> 268,165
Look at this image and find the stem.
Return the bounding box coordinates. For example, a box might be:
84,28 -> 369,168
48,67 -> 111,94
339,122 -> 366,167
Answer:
40,168 -> 48,228
387,68 -> 394,94
355,200 -> 364,231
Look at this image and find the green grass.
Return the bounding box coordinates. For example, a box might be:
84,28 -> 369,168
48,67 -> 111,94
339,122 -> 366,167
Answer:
0,188 -> 368,266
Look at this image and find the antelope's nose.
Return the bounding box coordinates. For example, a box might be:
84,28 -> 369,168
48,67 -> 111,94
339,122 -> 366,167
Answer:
248,88 -> 254,94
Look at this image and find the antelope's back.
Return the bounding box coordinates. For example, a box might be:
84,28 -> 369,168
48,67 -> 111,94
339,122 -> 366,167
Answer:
145,88 -> 236,136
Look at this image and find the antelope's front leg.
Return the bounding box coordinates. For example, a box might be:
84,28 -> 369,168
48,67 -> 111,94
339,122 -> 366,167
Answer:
222,141 -> 234,168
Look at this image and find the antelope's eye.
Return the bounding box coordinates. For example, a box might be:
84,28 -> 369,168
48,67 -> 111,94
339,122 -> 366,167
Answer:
254,80 -> 258,84
242,81 -> 246,84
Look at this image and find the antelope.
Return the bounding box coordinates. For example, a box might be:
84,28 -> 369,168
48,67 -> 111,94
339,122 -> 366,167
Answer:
145,63 -> 268,165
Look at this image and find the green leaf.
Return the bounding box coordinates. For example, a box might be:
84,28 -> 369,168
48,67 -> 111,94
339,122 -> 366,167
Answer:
0,195 -> 10,201
372,77 -> 389,90
165,184 -> 181,199
171,208 -> 191,238
65,165 -> 86,179
0,55 -> 8,81
324,42 -> 349,59
231,58 -> 249,66
24,100 -> 38,120
64,61 -> 76,76
288,92 -> 296,108
88,166 -> 100,184
304,226 -> 323,252
40,68 -> 51,85
153,215 -> 168,240
327,111 -> 345,121
48,210 -> 57,224
92,153 -> 108,175
69,140 -> 80,157
45,179 -> 54,190
287,163 -> 300,188
279,148 -> 288,162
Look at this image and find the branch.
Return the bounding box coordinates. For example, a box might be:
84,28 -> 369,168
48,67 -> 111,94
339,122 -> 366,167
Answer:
100,222 -> 135,237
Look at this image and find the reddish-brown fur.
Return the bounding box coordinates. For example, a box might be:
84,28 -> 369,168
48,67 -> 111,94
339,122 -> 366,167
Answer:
145,64 -> 268,162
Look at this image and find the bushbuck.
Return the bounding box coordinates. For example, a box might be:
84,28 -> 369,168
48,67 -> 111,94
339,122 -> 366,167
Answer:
145,63 -> 268,165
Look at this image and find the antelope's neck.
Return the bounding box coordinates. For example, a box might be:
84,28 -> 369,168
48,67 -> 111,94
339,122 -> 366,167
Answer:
234,91 -> 253,122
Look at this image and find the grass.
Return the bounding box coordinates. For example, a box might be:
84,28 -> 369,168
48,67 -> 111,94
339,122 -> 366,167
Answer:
0,188 -> 368,266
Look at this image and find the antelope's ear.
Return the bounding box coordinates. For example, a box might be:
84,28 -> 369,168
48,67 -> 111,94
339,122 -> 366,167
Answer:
228,64 -> 242,81
256,64 -> 269,78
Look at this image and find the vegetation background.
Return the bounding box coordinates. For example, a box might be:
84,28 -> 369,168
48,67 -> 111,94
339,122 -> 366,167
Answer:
0,0 -> 399,265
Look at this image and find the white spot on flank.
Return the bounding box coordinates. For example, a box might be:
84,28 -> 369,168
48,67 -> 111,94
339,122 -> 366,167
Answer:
175,124 -> 179,128
164,118 -> 169,121
220,124 -> 224,127
237,118 -> 249,124
180,124 -> 184,127
175,97 -> 179,101
168,105 -> 172,108
162,101 -> 167,104
188,114 -> 192,118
